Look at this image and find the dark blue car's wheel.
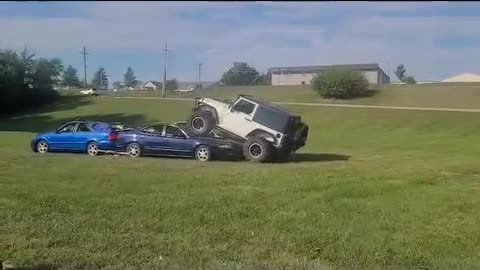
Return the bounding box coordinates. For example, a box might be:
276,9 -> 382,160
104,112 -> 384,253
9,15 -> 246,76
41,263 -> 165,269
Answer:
36,140 -> 49,154
195,145 -> 211,162
127,142 -> 142,158
87,142 -> 99,156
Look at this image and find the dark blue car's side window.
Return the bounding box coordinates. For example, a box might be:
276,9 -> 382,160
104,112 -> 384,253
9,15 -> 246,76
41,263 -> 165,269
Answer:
166,126 -> 186,138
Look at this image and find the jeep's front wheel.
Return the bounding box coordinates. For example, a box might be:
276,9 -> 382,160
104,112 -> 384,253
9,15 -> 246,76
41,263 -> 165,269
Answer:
243,137 -> 272,162
187,111 -> 216,136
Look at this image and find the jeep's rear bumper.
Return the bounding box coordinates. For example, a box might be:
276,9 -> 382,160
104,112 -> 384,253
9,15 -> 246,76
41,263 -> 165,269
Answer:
278,124 -> 309,152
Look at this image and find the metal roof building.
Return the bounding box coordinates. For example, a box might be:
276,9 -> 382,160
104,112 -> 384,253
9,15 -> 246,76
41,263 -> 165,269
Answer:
268,63 -> 390,86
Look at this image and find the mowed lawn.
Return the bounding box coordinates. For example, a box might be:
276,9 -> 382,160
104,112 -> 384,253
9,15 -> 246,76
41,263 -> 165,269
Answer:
1,94 -> 480,269
111,82 -> 480,109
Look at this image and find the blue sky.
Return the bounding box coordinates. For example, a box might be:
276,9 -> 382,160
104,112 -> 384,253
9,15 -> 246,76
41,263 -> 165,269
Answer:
1,1 -> 480,83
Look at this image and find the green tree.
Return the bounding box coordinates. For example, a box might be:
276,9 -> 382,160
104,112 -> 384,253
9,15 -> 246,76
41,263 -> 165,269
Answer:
404,76 -> 416,84
20,47 -> 36,86
166,79 -> 178,91
253,72 -> 271,85
32,58 -> 64,89
395,64 -> 406,82
62,65 -> 81,88
91,67 -> 109,89
0,48 -> 60,114
311,68 -> 369,99
395,64 -> 416,84
220,62 -> 259,86
123,66 -> 137,88
112,81 -> 123,89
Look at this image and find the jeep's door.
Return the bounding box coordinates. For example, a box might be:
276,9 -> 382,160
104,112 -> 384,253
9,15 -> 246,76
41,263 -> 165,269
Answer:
220,98 -> 259,138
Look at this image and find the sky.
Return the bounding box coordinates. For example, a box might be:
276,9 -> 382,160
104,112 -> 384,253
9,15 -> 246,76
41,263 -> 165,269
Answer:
1,1 -> 480,83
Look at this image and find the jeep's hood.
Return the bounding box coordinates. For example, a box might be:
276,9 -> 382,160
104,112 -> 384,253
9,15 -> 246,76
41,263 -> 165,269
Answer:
199,97 -> 230,111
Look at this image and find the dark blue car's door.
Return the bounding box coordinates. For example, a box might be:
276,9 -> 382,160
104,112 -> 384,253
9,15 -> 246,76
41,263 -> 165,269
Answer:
162,125 -> 194,156
142,133 -> 169,155
49,122 -> 78,150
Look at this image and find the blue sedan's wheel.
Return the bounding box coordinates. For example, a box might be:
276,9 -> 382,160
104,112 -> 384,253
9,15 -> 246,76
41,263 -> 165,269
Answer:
87,142 -> 99,156
36,140 -> 49,154
127,143 -> 142,158
195,145 -> 211,162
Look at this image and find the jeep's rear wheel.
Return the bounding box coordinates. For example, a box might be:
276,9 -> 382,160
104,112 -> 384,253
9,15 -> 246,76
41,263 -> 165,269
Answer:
243,137 -> 272,162
187,111 -> 216,136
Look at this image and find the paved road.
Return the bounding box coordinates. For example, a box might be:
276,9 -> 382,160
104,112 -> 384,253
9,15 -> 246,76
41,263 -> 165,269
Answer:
113,96 -> 480,113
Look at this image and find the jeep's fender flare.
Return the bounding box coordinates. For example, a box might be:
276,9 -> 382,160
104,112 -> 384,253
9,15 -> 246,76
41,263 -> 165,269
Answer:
195,104 -> 219,124
246,129 -> 276,144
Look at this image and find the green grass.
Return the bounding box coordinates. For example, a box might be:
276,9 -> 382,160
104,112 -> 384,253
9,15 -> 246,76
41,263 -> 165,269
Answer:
2,93 -> 480,269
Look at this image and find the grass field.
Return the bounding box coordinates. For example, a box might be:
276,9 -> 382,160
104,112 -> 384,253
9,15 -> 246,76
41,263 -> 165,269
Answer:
1,86 -> 480,269
106,82 -> 480,109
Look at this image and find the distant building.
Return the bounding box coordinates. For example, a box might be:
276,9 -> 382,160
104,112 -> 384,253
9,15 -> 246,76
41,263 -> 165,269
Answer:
269,63 -> 390,86
141,81 -> 162,90
442,73 -> 480,83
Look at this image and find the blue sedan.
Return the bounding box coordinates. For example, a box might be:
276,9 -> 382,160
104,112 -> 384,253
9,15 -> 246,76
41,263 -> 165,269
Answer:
31,120 -> 118,156
114,122 -> 243,161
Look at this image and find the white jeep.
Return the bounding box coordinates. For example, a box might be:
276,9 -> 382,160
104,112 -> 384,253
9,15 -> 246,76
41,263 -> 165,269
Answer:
186,95 -> 309,162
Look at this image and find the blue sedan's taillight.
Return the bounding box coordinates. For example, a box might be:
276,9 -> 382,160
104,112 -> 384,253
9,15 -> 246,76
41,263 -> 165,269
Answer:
108,132 -> 119,141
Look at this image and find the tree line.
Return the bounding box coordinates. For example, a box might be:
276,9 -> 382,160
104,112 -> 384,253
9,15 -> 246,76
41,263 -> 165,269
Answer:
0,48 -> 64,115
219,62 -> 271,86
63,65 -> 133,90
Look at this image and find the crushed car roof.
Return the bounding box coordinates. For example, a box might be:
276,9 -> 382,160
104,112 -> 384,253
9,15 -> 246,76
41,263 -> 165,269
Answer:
238,95 -> 298,116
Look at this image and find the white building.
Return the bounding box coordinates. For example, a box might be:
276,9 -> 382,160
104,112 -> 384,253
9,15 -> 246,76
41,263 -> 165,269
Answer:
141,81 -> 162,90
442,73 -> 480,83
269,63 -> 390,86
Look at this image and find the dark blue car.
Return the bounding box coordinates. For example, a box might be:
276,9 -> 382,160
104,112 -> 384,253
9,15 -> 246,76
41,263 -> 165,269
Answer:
31,120 -> 118,156
114,122 -> 243,161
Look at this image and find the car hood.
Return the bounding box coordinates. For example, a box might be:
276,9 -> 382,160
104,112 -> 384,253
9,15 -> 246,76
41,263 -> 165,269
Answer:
35,131 -> 57,138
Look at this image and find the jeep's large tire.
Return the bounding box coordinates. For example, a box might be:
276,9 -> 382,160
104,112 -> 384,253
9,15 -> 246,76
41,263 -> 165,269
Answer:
243,137 -> 273,162
187,110 -> 216,136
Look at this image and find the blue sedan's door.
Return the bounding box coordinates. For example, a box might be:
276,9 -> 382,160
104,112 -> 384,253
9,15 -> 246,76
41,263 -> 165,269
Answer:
70,122 -> 92,151
48,122 -> 78,150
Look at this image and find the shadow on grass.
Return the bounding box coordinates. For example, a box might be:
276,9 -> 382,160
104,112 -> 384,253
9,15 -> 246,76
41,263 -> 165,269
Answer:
288,153 -> 351,163
3,95 -> 93,120
342,89 -> 379,100
0,113 -> 147,133
0,261 -> 59,270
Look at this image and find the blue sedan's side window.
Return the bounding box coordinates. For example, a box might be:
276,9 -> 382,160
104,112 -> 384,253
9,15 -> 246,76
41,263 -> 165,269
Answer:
76,123 -> 91,132
58,123 -> 77,133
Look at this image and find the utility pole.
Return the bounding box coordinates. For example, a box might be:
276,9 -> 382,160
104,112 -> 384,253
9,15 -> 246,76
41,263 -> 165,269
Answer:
198,63 -> 203,88
162,41 -> 168,98
81,45 -> 88,89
